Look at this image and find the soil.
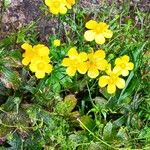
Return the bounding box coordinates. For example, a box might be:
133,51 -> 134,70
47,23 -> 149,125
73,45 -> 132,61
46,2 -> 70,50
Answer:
0,0 -> 149,41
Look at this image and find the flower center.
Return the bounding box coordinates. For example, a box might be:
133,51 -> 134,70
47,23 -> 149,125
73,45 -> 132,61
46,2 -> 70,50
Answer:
120,63 -> 126,69
109,74 -> 117,84
95,24 -> 107,33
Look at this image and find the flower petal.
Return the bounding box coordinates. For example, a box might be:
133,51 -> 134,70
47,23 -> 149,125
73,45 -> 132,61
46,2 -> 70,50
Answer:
77,62 -> 88,74
85,20 -> 98,29
103,29 -> 113,38
35,71 -> 45,79
122,70 -> 129,76
95,34 -> 105,44
62,58 -> 71,66
84,30 -> 95,41
78,52 -> 88,61
127,62 -> 134,70
29,63 -> 37,72
98,76 -> 109,87
66,67 -> 76,76
68,47 -> 78,58
45,64 -> 53,73
94,50 -> 106,59
59,5 -> 67,14
96,59 -> 108,71
107,84 -> 116,94
115,58 -> 122,65
116,78 -> 125,89
21,43 -> 32,50
22,58 -> 30,66
88,68 -> 99,78
122,55 -> 129,62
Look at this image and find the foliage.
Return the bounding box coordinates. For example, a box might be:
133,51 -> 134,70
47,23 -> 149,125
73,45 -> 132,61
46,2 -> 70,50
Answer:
0,1 -> 150,150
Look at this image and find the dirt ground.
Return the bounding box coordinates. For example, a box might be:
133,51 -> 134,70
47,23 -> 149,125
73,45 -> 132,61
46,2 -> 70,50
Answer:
0,0 -> 149,40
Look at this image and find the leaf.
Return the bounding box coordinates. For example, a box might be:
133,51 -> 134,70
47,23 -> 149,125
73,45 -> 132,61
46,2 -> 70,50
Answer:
7,133 -> 22,150
0,67 -> 21,90
116,127 -> 128,141
80,115 -> 95,131
103,122 -> 113,141
55,95 -> 77,115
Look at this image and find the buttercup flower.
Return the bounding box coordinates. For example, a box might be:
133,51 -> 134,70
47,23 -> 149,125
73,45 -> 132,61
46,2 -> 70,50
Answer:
86,50 -> 108,78
29,59 -> 53,79
62,47 -> 88,76
53,39 -> 61,47
98,65 -> 125,94
114,55 -> 134,76
21,43 -> 52,79
45,0 -> 67,14
84,20 -> 113,44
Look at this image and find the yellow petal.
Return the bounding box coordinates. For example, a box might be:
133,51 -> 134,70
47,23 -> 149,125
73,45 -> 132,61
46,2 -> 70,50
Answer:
62,58 -> 71,66
115,58 -> 122,65
77,62 -> 88,74
45,64 -> 53,73
113,66 -> 122,75
116,78 -> 125,89
96,59 -> 108,71
29,63 -> 37,72
35,71 -> 45,79
50,7 -> 59,14
95,34 -> 105,44
59,5 -> 67,14
107,84 -> 116,94
84,30 -> 95,41
103,29 -> 113,38
66,67 -> 76,76
85,20 -> 98,29
21,43 -> 32,50
68,47 -> 78,58
22,57 -> 30,66
98,76 -> 109,87
94,50 -> 106,59
122,70 -> 129,76
38,46 -> 50,56
45,0 -> 51,6
87,68 -> 99,78
122,55 -> 129,62
78,52 -> 88,61
127,62 -> 134,70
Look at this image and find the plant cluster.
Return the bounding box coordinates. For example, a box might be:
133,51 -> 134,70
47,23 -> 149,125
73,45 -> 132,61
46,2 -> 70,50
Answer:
0,0 -> 149,150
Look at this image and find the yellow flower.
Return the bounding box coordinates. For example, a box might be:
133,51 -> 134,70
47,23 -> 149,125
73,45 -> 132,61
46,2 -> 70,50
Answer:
21,43 -> 52,79
33,44 -> 50,57
84,20 -> 113,44
66,0 -> 75,9
86,50 -> 108,78
98,66 -> 125,94
62,47 -> 88,76
114,55 -> 134,76
53,39 -> 61,47
29,59 -> 53,79
21,43 -> 34,66
45,0 -> 67,15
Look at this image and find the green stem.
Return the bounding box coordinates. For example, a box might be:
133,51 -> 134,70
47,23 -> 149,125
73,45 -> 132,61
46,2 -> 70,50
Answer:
77,118 -> 117,150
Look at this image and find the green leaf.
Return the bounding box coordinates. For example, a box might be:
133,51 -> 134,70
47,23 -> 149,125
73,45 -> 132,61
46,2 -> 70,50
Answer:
103,122 -> 113,141
80,115 -> 95,131
55,95 -> 77,115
